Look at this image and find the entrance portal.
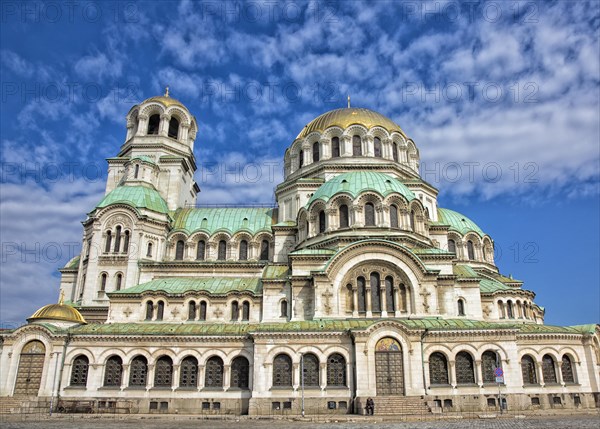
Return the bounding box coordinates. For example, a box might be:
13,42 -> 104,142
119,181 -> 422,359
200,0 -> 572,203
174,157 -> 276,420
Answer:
14,340 -> 46,396
375,337 -> 404,395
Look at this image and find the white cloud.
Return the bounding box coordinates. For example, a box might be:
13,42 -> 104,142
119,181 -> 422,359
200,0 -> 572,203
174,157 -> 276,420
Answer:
74,53 -> 123,80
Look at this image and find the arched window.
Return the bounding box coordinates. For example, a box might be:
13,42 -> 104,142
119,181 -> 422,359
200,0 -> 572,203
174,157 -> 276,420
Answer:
357,276 -> 366,313
217,240 -> 227,260
273,354 -> 292,387
331,137 -> 340,158
154,356 -> 173,387
231,301 -> 239,321
280,300 -> 288,317
364,203 -> 375,226
498,301 -> 505,318
455,352 -> 475,384
123,231 -> 130,253
231,356 -> 250,389
134,164 -> 139,179
260,239 -> 269,260
318,210 -> 326,233
448,239 -> 456,254
114,226 -> 121,253
385,276 -> 395,312
392,142 -> 399,162
302,353 -> 319,386
105,231 -> 112,253
298,150 -> 304,168
179,356 -> 198,388
352,135 -> 362,156
196,240 -> 206,260
542,354 -> 557,383
370,272 -> 381,312
103,356 -> 123,387
147,114 -> 160,135
168,117 -> 179,139
521,355 -> 537,384
188,301 -> 196,320
129,356 -> 148,386
374,137 -> 382,157
467,240 -> 475,260
399,283 -> 407,312
457,299 -> 465,316
146,242 -> 153,257
239,240 -> 248,260
205,356 -> 224,388
507,301 -> 514,319
100,273 -> 107,292
312,141 -> 320,162
339,204 -> 349,228
175,240 -> 185,260
199,301 -> 207,321
241,301 -> 250,321
429,352 -> 449,385
409,210 -> 416,231
145,301 -> 153,320
115,273 -> 122,291
482,351 -> 500,384
327,353 -> 346,386
156,300 -> 164,321
561,355 -> 575,383
390,204 -> 399,228
70,355 -> 89,386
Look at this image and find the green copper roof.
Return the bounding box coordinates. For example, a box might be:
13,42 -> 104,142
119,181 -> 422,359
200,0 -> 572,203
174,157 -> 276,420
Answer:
289,248 -> 337,256
412,247 -> 451,255
454,264 -> 480,279
262,265 -> 289,279
435,208 -> 485,236
306,171 -> 415,207
96,186 -> 169,214
479,278 -> 512,293
63,255 -> 80,269
491,272 -> 523,284
130,155 -> 156,165
111,277 -> 262,296
171,208 -> 274,235
63,319 -> 598,337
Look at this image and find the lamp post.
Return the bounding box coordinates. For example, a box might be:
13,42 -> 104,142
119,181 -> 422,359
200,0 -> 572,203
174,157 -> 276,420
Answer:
300,353 -> 305,418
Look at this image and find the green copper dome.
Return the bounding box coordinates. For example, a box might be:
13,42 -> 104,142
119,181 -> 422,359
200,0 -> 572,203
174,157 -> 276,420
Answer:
96,186 -> 169,214
306,171 -> 415,207
436,208 -> 485,236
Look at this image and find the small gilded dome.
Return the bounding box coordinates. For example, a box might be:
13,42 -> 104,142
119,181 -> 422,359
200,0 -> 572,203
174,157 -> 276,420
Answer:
28,294 -> 86,324
297,107 -> 404,139
141,86 -> 186,109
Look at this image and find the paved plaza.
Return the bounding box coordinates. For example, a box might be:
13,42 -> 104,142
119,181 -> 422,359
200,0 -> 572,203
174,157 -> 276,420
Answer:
2,414 -> 599,429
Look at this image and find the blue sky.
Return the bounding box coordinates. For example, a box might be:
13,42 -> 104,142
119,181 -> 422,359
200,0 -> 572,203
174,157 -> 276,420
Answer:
1,0 -> 598,326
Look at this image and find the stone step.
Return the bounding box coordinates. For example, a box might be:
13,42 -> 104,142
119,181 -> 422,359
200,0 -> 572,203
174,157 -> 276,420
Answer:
367,396 -> 431,415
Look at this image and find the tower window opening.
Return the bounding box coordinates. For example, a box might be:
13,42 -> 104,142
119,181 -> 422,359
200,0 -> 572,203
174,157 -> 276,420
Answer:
147,114 -> 160,135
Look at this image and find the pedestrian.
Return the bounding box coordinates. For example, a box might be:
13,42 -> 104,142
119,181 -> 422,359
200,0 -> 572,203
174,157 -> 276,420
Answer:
366,397 -> 375,415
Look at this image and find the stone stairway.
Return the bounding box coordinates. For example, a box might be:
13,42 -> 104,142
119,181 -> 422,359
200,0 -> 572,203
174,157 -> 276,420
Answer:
369,396 -> 431,416
0,396 -> 51,415
0,396 -> 26,414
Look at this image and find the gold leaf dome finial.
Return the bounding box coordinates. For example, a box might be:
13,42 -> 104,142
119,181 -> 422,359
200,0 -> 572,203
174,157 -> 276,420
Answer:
347,94 -> 350,108
164,85 -> 170,97
58,289 -> 65,305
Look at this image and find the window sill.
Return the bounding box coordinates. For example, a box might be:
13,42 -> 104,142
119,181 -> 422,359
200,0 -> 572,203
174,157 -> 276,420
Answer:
428,384 -> 451,389
150,387 -> 173,391
201,387 -> 224,392
175,387 -> 198,391
97,386 -> 122,391
225,387 -> 251,392
325,386 -> 349,390
544,383 -> 562,387
270,386 -> 293,391
522,384 -> 541,388
124,386 -> 147,391
64,386 -> 87,390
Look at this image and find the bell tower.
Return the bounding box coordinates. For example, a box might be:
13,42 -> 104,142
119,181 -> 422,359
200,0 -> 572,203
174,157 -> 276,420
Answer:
105,88 -> 200,210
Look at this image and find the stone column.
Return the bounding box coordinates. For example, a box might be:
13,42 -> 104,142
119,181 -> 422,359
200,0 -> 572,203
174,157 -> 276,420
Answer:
352,204 -> 363,227
380,284 -> 388,317
292,362 -> 300,390
159,114 -> 170,136
340,135 -> 352,156
198,365 -> 205,390
393,287 -> 401,317
173,364 -> 181,389
147,364 -> 155,389
475,360 -> 483,386
325,208 -> 336,232
320,138 -> 330,159
449,361 -> 456,387
121,364 -> 130,389
223,364 -> 231,390
365,286 -> 372,317
352,287 -> 359,317
180,123 -> 189,142
137,114 -> 148,136
320,363 -> 327,390
364,135 -> 374,157
308,215 -> 316,237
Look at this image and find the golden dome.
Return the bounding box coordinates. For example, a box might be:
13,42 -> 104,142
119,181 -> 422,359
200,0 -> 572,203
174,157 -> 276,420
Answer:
143,95 -> 185,109
28,294 -> 86,324
142,86 -> 186,109
297,107 -> 404,139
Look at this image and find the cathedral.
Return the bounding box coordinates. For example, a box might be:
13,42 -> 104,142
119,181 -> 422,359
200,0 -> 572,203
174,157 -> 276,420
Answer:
1,93 -> 598,416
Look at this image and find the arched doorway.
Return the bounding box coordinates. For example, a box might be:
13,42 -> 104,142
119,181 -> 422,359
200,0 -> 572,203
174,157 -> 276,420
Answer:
14,340 -> 46,396
375,337 -> 404,395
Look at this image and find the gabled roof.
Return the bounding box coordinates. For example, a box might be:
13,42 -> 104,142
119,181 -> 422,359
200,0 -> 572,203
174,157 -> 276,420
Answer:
110,277 -> 262,296
171,208 -> 274,235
